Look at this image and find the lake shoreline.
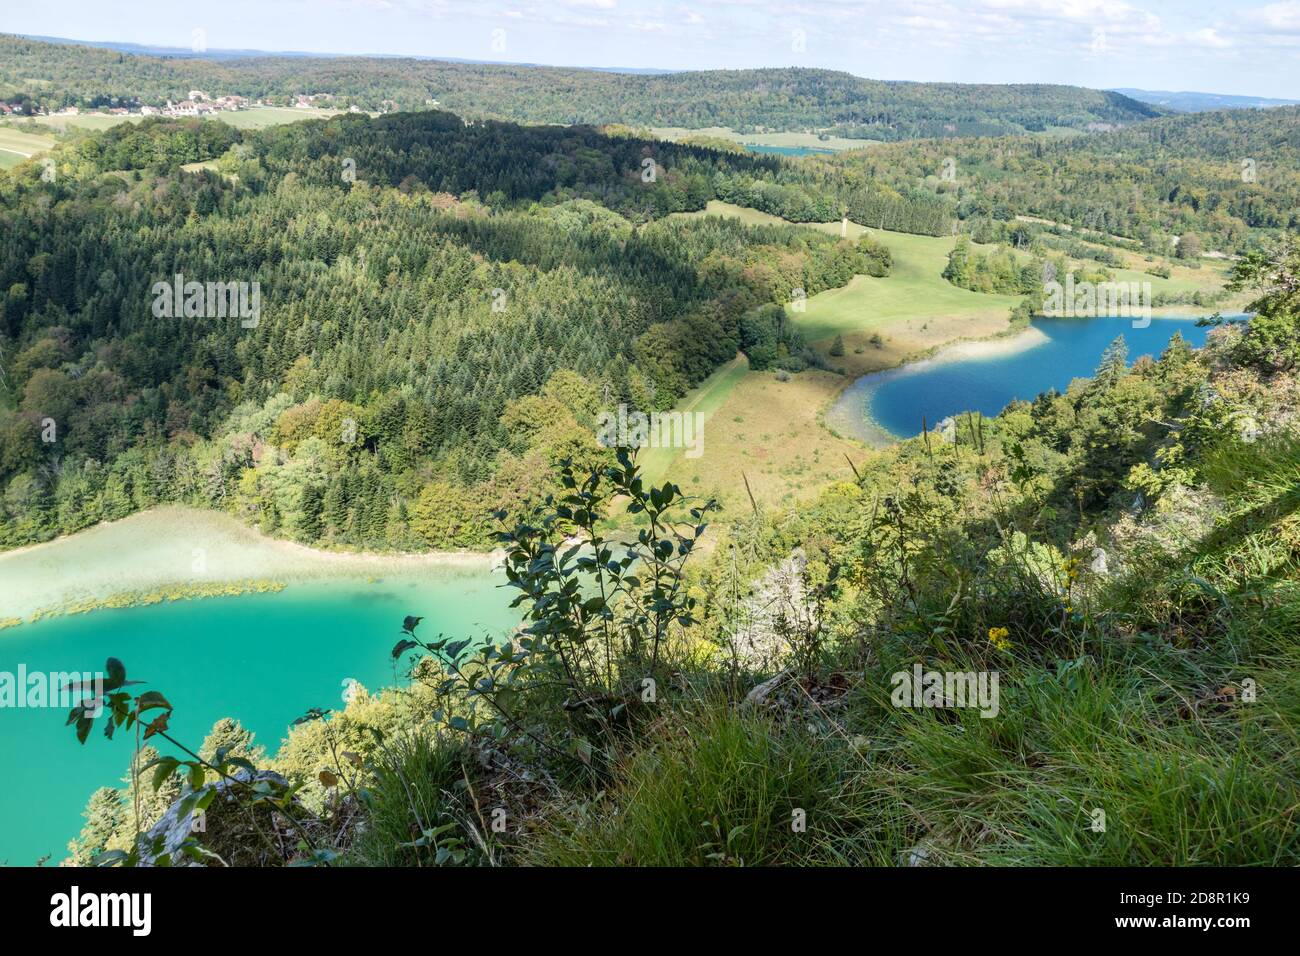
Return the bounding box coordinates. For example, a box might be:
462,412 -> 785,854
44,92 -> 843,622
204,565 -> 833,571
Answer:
0,506 -> 497,626
824,311 -> 1235,447
822,321 -> 1052,447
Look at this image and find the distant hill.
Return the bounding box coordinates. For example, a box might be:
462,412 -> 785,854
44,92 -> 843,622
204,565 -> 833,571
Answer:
828,104 -> 1300,254
15,34 -> 676,73
0,33 -> 1165,140
1114,88 -> 1300,112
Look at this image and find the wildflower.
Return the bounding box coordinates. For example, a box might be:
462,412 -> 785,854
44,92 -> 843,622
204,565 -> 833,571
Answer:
987,626 -> 1013,652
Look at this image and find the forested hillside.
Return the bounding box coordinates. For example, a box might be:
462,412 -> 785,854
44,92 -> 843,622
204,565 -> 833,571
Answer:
5,96 -> 1296,556
0,34 -> 1164,139
1114,87 -> 1300,112
819,105 -> 1300,255
0,112 -> 892,550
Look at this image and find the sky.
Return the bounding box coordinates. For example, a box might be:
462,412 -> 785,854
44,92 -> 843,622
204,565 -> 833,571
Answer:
4,0 -> 1298,97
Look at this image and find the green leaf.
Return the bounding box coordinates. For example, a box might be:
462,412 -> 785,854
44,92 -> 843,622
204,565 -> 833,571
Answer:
223,756 -> 257,776
104,658 -> 128,691
135,691 -> 172,713
150,757 -> 180,791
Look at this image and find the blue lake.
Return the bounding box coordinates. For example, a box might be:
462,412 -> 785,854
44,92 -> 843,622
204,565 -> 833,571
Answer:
744,144 -> 835,157
830,315 -> 1234,443
0,571 -> 517,866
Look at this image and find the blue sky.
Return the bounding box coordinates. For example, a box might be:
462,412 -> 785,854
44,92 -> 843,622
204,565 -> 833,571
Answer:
4,0 -> 1298,97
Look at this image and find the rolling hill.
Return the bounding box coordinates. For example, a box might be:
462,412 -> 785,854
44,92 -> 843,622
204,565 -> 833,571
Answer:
0,33 -> 1166,141
1114,87 -> 1300,112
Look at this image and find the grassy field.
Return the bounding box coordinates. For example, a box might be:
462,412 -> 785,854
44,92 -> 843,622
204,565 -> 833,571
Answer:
1014,213 -> 1240,295
22,106 -> 342,136
24,112 -> 130,133
649,202 -> 1240,517
649,202 -> 1025,515
0,126 -> 57,165
639,354 -> 749,484
636,351 -> 871,519
206,106 -> 345,129
672,201 -> 1020,365
650,126 -> 876,152
0,108 -> 345,173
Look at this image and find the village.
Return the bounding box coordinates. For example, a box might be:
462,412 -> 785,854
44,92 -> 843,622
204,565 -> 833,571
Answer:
0,90 -> 369,119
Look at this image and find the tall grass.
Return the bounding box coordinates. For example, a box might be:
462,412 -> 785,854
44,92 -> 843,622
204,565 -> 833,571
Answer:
344,731 -> 476,867
374,427 -> 1300,867
529,708 -> 847,866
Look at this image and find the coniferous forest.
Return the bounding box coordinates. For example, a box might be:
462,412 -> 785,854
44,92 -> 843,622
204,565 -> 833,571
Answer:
0,112 -> 900,549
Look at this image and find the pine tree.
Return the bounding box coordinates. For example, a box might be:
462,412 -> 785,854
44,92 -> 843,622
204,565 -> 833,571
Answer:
1096,335 -> 1129,388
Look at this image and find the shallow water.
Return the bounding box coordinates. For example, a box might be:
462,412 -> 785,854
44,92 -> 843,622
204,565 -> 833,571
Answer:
830,315 -> 1234,443
0,571 -> 517,865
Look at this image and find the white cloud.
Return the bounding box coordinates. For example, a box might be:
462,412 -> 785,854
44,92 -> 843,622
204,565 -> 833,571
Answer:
1187,27 -> 1231,48
1244,0 -> 1300,32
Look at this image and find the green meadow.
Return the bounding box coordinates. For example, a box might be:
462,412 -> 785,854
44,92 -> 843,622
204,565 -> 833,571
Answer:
650,202 -> 1022,513
23,106 -> 343,136
650,126 -> 877,151
649,201 -> 1238,516
0,126 -> 57,164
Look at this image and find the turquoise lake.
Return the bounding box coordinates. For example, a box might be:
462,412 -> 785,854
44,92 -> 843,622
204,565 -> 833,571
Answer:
0,571 -> 517,865
831,315 -> 1233,442
744,144 -> 835,156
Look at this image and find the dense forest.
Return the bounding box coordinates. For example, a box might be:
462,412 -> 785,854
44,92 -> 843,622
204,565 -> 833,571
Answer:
3,84 -> 1295,551
0,34 -> 1165,139
819,106 -> 1300,255
4,98 -> 1295,553
0,112 -> 892,550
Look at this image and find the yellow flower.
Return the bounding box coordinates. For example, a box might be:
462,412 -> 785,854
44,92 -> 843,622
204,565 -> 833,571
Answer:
987,626 -> 1013,651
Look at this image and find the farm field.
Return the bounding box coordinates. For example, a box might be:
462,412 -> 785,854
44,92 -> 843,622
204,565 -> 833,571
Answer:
0,126 -> 57,165
23,105 -> 343,135
1,108 -> 341,172
206,106 -> 346,128
638,353 -> 871,518
650,126 -> 876,151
